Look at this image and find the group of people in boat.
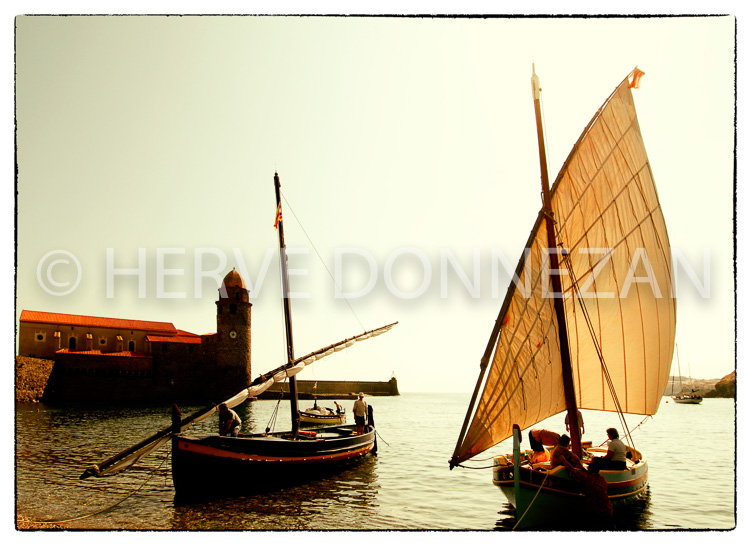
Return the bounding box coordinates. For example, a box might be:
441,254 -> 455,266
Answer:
216,393 -> 371,437
525,414 -> 630,529
309,399 -> 344,416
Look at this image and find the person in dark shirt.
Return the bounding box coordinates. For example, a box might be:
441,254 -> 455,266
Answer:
218,403 -> 242,436
550,434 -> 585,470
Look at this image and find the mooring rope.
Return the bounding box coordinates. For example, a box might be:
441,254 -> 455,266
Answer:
374,428 -> 390,446
512,472 -> 550,530
23,450 -> 169,526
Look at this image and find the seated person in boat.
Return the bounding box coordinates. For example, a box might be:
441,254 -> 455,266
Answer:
334,401 -> 343,415
560,456 -> 613,530
529,428 -> 560,448
353,393 -> 368,434
218,403 -> 242,437
589,428 -> 628,471
527,432 -> 550,464
551,434 -> 584,470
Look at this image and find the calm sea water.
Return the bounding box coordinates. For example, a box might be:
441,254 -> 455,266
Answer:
15,393 -> 736,531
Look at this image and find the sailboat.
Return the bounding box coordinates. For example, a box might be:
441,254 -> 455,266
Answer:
300,399 -> 347,426
81,172 -> 396,499
449,67 -> 675,529
672,345 -> 702,404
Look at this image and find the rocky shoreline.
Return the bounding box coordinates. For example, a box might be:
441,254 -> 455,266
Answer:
15,356 -> 54,403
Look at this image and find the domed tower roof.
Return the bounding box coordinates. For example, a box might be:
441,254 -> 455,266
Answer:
222,268 -> 246,290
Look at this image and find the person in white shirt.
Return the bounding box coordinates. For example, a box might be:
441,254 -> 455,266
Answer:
589,428 -> 628,472
353,393 -> 368,435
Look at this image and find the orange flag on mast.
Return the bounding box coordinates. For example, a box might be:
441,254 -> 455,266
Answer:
629,68 -> 645,89
274,202 -> 282,229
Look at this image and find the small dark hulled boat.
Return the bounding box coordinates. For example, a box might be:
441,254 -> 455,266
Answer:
81,173 -> 395,499
671,345 -> 703,404
672,393 -> 703,404
172,424 -> 373,497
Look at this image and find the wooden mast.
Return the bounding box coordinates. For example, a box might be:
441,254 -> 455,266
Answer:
531,65 -> 582,457
274,171 -> 301,435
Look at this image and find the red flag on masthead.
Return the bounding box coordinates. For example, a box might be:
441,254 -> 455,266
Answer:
274,202 -> 282,229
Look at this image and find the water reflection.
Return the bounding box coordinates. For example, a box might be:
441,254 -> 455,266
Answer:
494,488 -> 653,531
170,455 -> 380,530
17,396 -> 735,529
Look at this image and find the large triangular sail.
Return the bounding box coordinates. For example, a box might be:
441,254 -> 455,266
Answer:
82,321 -> 397,478
451,72 -> 675,465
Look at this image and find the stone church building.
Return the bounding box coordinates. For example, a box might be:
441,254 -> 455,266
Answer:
18,270 -> 252,403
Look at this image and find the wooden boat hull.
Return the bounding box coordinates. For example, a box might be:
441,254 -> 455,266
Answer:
492,450 -> 648,529
300,410 -> 346,426
172,424 -> 375,499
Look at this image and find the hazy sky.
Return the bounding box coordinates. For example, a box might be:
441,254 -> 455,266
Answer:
11,12 -> 737,394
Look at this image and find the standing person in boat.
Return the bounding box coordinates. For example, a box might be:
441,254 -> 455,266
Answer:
560,457 -> 614,530
589,428 -> 628,472
565,410 -> 585,436
529,428 -> 560,448
353,393 -> 367,435
551,434 -> 585,470
218,403 -> 242,437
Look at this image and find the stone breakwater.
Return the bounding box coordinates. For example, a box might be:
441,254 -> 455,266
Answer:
258,377 -> 400,400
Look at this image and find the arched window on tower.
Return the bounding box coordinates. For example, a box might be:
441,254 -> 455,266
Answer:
230,304 -> 237,314
69,337 -> 76,350
128,340 -> 135,352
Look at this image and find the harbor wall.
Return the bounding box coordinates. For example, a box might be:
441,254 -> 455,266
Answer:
255,377 -> 399,400
15,356 -> 399,404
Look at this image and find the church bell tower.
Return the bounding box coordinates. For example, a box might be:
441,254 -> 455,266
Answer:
215,269 -> 252,389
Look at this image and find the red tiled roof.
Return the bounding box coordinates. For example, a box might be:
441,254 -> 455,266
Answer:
56,349 -> 153,358
147,334 -> 202,344
20,310 -> 177,334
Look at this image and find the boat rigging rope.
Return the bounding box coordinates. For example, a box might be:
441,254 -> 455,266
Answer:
560,251 -> 636,449
22,450 -> 169,526
597,415 -> 653,447
453,462 -> 497,470
281,191 -> 365,332
266,383 -> 285,433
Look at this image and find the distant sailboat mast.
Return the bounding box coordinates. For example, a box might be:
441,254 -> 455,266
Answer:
531,65 -> 582,457
676,344 -> 684,394
275,171 -> 301,435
